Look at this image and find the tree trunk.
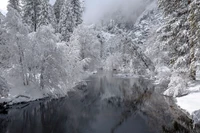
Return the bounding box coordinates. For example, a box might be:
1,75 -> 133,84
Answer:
40,59 -> 45,89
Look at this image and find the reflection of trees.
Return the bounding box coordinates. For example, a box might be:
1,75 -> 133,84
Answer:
2,88 -> 101,133
0,115 -> 8,133
110,77 -> 152,133
1,72 -> 200,133
107,77 -> 200,133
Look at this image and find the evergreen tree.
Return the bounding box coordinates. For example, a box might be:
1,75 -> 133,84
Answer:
38,0 -> 50,27
188,0 -> 200,80
58,0 -> 83,41
58,0 -> 75,41
38,0 -> 56,28
8,0 -> 21,13
22,0 -> 42,31
70,0 -> 83,26
48,4 -> 57,30
53,0 -> 65,23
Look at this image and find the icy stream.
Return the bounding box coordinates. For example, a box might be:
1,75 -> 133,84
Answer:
0,71 -> 200,133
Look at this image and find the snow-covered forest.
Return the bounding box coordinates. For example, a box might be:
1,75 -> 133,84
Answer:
0,0 -> 200,125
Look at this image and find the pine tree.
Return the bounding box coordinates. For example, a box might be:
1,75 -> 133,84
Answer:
38,0 -> 50,27
48,4 -> 57,30
58,0 -> 75,41
70,0 -> 83,26
53,0 -> 65,23
188,0 -> 200,80
22,0 -> 42,31
8,0 -> 21,13
58,0 -> 83,41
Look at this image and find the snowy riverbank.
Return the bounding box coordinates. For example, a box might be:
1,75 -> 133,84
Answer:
176,84 -> 200,125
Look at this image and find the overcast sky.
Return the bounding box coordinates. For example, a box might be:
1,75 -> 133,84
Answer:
0,0 -> 8,15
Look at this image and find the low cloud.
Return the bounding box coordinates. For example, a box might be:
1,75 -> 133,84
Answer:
83,0 -> 152,24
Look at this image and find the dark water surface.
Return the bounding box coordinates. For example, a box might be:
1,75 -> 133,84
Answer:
0,71 -> 200,133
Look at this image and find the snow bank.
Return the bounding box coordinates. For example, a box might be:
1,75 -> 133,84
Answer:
176,92 -> 200,115
176,91 -> 200,125
0,83 -> 44,105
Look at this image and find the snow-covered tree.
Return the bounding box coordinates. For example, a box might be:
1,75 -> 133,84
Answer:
53,0 -> 65,23
158,0 -> 188,16
58,0 -> 74,41
71,25 -> 101,70
0,26 -> 10,68
22,0 -> 42,31
5,6 -> 30,85
48,4 -> 57,30
8,0 -> 21,13
58,0 -> 83,41
188,0 -> 200,80
38,0 -> 56,29
157,0 -> 193,96
28,25 -> 88,96
70,0 -> 83,26
38,0 -> 51,27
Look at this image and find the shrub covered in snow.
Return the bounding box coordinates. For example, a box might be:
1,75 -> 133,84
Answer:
163,73 -> 189,97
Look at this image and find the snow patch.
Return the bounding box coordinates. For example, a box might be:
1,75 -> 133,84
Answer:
176,92 -> 200,115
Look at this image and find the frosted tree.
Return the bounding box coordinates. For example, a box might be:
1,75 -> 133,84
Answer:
158,0 -> 192,96
53,0 -> 65,23
58,0 -> 83,41
22,0 -> 42,31
29,25 -> 63,90
0,26 -> 10,68
38,0 -> 51,27
38,0 -> 56,29
5,6 -> 30,85
71,25 -> 101,70
8,0 -> 21,13
29,25 -> 88,96
58,0 -> 74,41
188,0 -> 200,80
158,0 -> 188,16
60,38 -> 89,94
0,13 -> 8,67
70,0 -> 83,26
48,4 -> 57,30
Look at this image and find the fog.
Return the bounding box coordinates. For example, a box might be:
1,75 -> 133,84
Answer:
83,0 -> 152,24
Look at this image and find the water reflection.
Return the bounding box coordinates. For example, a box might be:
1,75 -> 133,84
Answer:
0,71 -> 199,133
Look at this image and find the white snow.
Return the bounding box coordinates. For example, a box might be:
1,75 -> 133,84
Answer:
101,31 -> 115,42
176,92 -> 200,115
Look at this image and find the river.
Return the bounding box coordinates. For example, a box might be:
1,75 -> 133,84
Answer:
0,71 -> 199,133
